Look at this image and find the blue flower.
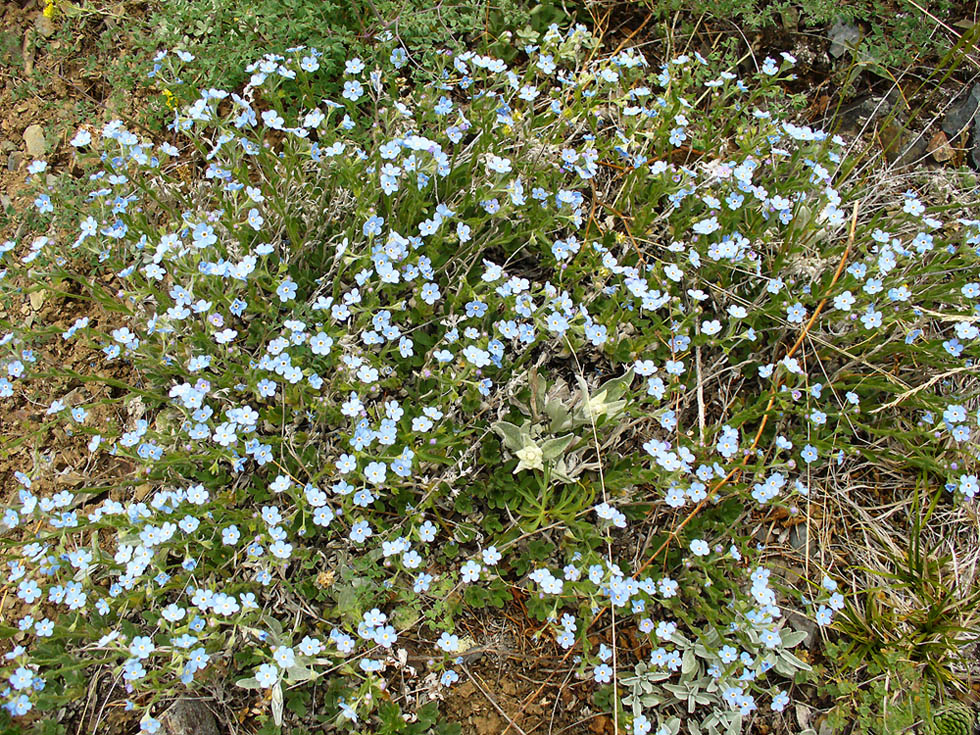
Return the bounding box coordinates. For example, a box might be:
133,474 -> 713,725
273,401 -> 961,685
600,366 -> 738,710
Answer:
414,572 -> 433,593
593,663 -> 612,683
276,278 -> 297,303
771,690 -> 790,712
342,80 -> 364,101
255,663 -> 278,688
440,669 -> 459,686
390,48 -> 407,68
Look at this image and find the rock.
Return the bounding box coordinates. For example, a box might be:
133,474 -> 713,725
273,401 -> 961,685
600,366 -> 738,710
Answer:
160,699 -> 220,735
796,703 -> 814,731
828,19 -> 862,59
941,84 -> 980,138
34,13 -> 55,39
896,135 -> 930,170
22,125 -> 46,157
878,120 -> 905,162
0,139 -> 15,153
928,130 -> 955,162
788,523 -> 817,556
881,126 -> 929,170
972,114 -> 980,169
7,151 -> 23,172
834,90 -> 902,137
0,30 -> 22,65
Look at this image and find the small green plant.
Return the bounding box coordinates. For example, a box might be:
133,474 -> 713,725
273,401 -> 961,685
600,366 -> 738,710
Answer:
622,625 -> 810,735
831,479 -> 980,691
821,654 -> 976,735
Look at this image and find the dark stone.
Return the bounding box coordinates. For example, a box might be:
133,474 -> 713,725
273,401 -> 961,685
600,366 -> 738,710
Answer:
834,89 -> 902,137
888,131 -> 930,170
941,84 -> 980,138
788,523 -> 815,555
161,699 -> 221,735
972,114 -> 980,169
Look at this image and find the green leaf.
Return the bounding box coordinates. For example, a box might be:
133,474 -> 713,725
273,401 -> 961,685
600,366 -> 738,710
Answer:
775,649 -> 812,676
780,629 -> 809,649
492,420 -> 524,450
681,647 -> 698,675
271,682 -> 283,726
285,664 -> 315,682
464,585 -> 490,608
543,398 -> 572,431
726,713 -> 742,735
540,433 -> 576,461
596,368 -> 635,401
286,689 -> 309,718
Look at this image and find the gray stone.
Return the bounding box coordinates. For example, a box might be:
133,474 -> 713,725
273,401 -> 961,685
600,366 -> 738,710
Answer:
161,699 -> 220,735
34,13 -> 55,39
788,523 -> 814,554
7,151 -> 23,173
941,84 -> 980,138
829,19 -> 862,59
834,90 -> 902,137
887,130 -> 930,171
22,125 -> 46,157
972,114 -> 980,170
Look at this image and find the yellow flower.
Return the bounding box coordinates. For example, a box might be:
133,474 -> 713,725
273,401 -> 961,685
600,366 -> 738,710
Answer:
162,89 -> 177,110
43,0 -> 56,19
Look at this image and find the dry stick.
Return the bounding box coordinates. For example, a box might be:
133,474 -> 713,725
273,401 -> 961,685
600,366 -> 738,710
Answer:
504,201 -> 861,729
869,364 -> 980,414
584,186 -> 601,241
569,341 -> 621,735
695,344 -> 706,447
608,13 -> 654,58
461,664 -> 530,735
597,200 -> 645,265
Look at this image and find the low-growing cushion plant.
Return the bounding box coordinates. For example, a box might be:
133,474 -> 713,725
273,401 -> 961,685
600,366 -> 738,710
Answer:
0,22 -> 977,735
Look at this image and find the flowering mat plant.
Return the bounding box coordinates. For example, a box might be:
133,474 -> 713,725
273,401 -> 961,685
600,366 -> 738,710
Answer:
1,22 -> 978,735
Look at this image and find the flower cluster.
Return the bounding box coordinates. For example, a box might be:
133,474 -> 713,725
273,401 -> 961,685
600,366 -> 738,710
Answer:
0,20 -> 976,734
